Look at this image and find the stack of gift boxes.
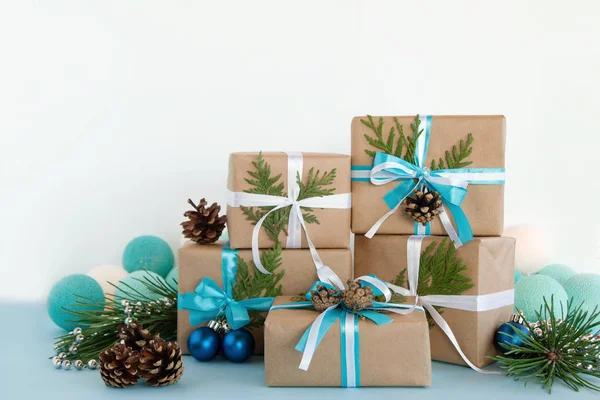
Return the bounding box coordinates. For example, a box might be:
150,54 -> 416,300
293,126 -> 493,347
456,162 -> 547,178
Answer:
178,115 -> 516,387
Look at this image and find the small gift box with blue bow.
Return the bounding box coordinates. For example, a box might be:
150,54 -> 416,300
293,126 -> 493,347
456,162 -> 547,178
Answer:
177,241 -> 352,355
264,277 -> 432,387
350,115 -> 506,247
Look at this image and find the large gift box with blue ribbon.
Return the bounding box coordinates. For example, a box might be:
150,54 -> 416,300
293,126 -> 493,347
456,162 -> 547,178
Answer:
355,235 -> 515,369
265,296 -> 432,387
177,241 -> 352,355
351,115 -> 506,244
226,152 -> 351,250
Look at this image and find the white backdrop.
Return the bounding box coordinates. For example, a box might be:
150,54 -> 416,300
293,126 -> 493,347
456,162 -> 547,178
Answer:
1,1 -> 599,301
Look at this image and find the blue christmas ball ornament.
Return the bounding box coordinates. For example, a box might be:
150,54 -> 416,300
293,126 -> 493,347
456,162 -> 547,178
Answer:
536,264 -> 576,285
165,267 -> 178,290
494,321 -> 530,353
122,235 -> 174,277
114,270 -> 166,302
222,329 -> 255,362
514,275 -> 568,321
188,327 -> 221,362
47,274 -> 105,330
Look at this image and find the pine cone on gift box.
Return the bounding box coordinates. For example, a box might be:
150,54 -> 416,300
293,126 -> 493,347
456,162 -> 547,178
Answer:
342,280 -> 374,311
138,337 -> 184,387
99,343 -> 140,388
117,323 -> 153,351
311,285 -> 341,312
404,189 -> 443,226
181,198 -> 227,244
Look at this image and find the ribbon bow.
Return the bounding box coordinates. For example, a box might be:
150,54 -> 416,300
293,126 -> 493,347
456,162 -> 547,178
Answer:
228,152 -> 351,289
365,115 -> 473,247
178,278 -> 274,331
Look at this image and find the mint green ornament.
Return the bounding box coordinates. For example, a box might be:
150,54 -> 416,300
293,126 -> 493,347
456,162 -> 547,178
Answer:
47,274 -> 105,330
122,235 -> 174,277
165,267 -> 178,290
514,275 -> 568,321
114,270 -> 166,302
563,274 -> 600,328
514,270 -> 523,284
536,264 -> 576,285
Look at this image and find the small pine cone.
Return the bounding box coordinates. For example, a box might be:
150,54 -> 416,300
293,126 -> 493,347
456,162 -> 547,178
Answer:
99,343 -> 140,388
138,337 -> 184,387
342,280 -> 374,311
181,198 -> 227,244
310,285 -> 341,312
117,323 -> 153,351
403,189 -> 443,226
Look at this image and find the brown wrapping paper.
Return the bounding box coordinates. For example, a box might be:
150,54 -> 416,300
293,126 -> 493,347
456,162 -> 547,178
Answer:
355,235 -> 515,368
227,152 -> 351,249
177,241 -> 352,355
351,115 -> 505,236
265,296 -> 432,387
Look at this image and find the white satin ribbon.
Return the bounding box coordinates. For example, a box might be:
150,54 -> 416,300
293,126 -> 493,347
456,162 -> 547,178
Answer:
387,235 -> 515,373
227,152 -> 352,290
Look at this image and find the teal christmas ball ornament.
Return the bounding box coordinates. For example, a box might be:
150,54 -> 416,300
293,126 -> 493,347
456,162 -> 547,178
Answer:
514,275 -> 568,321
563,274 -> 600,327
122,235 -> 174,277
188,327 -> 221,362
47,274 -> 105,330
536,264 -> 576,285
114,270 -> 166,302
222,328 -> 255,362
494,321 -> 530,353
514,270 -> 523,284
165,267 -> 178,291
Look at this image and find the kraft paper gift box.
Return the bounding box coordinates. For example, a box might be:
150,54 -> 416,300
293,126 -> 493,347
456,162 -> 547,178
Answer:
351,115 -> 506,238
264,296 -> 432,387
354,235 -> 515,368
177,241 -> 352,355
227,152 -> 351,250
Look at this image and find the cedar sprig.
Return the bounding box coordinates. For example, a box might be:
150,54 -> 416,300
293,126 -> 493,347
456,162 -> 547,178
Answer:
374,269 -> 407,304
390,239 -> 474,326
231,243 -> 285,330
362,115 -> 421,163
51,273 -> 177,364
241,152 -> 337,242
492,297 -> 600,394
430,133 -> 474,170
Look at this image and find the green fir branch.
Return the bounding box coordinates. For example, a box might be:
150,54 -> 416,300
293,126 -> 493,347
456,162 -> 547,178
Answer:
430,133 -> 474,170
231,243 -> 285,330
492,297 -> 600,394
241,152 -> 336,242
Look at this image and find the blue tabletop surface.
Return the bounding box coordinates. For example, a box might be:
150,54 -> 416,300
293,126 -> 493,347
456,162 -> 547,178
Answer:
3,302 -> 599,399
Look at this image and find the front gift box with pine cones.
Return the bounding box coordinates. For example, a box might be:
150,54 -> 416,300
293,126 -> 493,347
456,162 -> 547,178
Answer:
264,296 -> 432,387
355,235 -> 515,368
177,241 -> 352,354
351,115 -> 506,238
226,152 -> 351,250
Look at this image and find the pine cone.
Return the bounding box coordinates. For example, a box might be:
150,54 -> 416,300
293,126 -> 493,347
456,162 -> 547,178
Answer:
181,198 -> 227,244
138,337 -> 184,387
99,343 -> 140,388
342,280 -> 374,311
403,189 -> 443,226
117,323 -> 153,351
310,285 -> 341,312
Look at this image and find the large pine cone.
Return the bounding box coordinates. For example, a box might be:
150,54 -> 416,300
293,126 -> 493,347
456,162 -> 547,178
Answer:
138,337 -> 184,387
342,280 -> 374,311
181,198 -> 227,244
117,323 -> 153,351
404,189 -> 443,226
311,285 -> 341,312
99,343 -> 140,388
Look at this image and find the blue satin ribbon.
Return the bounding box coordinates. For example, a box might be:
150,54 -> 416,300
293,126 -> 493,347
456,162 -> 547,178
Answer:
273,278 -> 423,387
178,242 -> 275,331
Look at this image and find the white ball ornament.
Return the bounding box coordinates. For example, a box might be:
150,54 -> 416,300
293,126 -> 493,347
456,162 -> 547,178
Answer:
87,264 -> 129,296
503,225 -> 551,274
